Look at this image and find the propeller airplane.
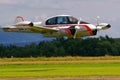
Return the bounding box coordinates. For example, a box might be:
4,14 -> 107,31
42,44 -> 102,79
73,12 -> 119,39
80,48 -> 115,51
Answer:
0,15 -> 111,38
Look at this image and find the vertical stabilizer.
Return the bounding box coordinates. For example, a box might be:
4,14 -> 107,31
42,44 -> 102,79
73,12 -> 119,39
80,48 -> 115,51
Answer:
14,16 -> 25,24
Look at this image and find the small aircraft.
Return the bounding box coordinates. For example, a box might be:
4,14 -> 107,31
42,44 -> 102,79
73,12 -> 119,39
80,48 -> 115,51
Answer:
0,15 -> 111,38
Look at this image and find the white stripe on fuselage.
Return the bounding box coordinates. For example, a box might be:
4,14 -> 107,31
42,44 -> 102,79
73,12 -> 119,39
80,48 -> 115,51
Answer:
42,24 -> 96,31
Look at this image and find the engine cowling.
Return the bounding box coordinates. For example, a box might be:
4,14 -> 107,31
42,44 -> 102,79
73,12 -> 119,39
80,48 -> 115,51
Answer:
96,23 -> 111,30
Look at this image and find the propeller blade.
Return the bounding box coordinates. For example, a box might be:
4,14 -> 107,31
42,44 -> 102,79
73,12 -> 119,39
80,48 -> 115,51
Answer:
73,18 -> 81,39
77,18 -> 82,25
96,16 -> 100,26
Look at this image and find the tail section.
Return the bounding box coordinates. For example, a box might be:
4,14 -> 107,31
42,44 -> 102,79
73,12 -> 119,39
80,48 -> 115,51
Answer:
14,16 -> 25,24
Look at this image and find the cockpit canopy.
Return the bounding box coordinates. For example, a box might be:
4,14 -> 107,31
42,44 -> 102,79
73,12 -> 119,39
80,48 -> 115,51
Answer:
45,15 -> 89,25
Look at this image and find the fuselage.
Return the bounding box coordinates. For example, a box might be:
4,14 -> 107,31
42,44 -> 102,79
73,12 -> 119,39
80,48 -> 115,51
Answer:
1,15 -> 111,38
38,15 -> 98,38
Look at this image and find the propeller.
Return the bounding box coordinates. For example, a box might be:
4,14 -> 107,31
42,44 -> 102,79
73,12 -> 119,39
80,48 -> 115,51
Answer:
96,16 -> 100,26
96,16 -> 111,30
92,16 -> 100,35
73,18 -> 81,39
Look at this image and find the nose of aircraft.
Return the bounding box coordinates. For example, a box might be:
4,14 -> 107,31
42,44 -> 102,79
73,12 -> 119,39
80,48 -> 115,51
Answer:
97,23 -> 111,30
106,24 -> 111,28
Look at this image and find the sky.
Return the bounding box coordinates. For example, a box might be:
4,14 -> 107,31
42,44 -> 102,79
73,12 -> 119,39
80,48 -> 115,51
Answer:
0,0 -> 120,38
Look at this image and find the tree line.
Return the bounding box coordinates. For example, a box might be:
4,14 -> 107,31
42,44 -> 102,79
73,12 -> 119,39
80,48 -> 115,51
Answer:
0,35 -> 120,58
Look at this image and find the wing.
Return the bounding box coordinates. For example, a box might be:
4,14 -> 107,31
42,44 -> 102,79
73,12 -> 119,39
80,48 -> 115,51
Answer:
30,26 -> 58,34
0,25 -> 93,38
1,25 -> 58,36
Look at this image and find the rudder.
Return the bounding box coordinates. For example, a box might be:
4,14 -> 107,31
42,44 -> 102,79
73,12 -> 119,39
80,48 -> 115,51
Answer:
14,16 -> 25,24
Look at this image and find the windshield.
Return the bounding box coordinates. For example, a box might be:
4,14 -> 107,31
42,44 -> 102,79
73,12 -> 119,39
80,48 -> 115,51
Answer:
45,16 -> 90,25
57,16 -> 68,24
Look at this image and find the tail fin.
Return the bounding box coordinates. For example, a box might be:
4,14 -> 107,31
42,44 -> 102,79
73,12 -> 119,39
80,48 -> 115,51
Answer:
14,16 -> 25,24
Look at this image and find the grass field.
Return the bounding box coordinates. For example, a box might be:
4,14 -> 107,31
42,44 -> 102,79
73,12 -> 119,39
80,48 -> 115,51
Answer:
0,56 -> 120,78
